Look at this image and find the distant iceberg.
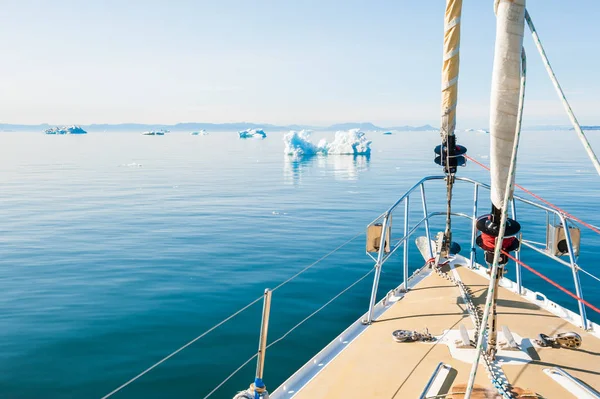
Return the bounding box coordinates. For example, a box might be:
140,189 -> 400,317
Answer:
239,128 -> 267,139
382,131 -> 393,135
142,129 -> 169,136
44,125 -> 87,135
191,129 -> 208,136
464,128 -> 489,134
284,129 -> 372,157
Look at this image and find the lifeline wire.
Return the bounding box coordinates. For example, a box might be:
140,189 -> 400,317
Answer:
203,267 -> 375,399
102,231 -> 363,399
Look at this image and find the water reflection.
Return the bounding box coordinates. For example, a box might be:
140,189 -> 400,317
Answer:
284,154 -> 371,185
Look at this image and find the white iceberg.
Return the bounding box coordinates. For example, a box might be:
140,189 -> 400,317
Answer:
283,130 -> 321,157
44,125 -> 87,135
283,129 -> 372,157
239,128 -> 266,139
191,129 -> 208,136
142,129 -> 169,136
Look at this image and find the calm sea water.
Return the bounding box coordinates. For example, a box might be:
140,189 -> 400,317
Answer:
0,130 -> 599,398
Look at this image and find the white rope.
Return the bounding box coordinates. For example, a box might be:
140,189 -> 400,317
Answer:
465,48 -> 527,399
101,232 -> 364,398
525,9 -> 600,177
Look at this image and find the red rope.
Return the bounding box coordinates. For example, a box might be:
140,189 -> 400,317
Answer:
502,251 -> 600,314
465,154 -> 600,235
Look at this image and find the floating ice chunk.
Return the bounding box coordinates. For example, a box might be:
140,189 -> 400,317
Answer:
325,129 -> 372,155
283,130 -> 323,156
283,129 -> 372,156
239,129 -> 266,139
191,130 -> 208,136
382,131 -> 393,135
44,125 -> 87,135
142,129 -> 169,135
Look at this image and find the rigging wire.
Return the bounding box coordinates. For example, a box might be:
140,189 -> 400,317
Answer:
503,251 -> 600,314
201,353 -> 259,399
266,268 -> 374,351
271,232 -> 364,292
203,267 -> 375,399
100,295 -> 264,399
525,10 -> 600,177
465,154 -> 600,235
101,231 -> 364,399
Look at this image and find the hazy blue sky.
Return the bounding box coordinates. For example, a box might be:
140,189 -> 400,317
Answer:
1,1 -> 598,127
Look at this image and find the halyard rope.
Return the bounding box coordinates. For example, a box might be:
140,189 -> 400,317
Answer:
465,44 -> 527,399
101,232 -> 364,399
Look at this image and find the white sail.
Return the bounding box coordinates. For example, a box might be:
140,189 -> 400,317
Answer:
489,0 -> 525,209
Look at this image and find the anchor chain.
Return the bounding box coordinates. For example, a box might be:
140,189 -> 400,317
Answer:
427,258 -> 516,399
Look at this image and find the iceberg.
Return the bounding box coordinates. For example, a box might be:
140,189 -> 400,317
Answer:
142,129 -> 169,135
283,129 -> 372,157
382,131 -> 393,135
191,129 -> 208,136
238,129 -> 267,139
322,129 -> 372,155
44,125 -> 87,135
283,130 -> 321,157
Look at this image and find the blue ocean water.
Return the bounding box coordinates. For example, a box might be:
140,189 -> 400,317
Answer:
0,130 -> 599,398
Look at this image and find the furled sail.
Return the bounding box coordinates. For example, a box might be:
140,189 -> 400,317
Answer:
440,0 -> 462,140
489,0 -> 526,211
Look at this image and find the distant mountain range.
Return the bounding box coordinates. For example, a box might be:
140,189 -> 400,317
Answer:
0,122 -> 438,132
1,122 -> 597,133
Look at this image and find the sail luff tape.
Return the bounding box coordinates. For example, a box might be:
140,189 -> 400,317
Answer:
445,16 -> 461,30
444,47 -> 460,61
442,77 -> 458,91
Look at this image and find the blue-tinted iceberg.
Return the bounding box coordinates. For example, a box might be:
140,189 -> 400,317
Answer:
44,125 -> 87,135
239,129 -> 266,139
284,129 -> 371,157
284,130 -> 320,156
142,129 -> 169,135
191,129 -> 208,136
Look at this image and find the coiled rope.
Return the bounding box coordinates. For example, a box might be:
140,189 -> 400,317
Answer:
101,231 -> 364,399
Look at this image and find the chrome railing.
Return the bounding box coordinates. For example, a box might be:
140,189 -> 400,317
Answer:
364,175 -> 595,330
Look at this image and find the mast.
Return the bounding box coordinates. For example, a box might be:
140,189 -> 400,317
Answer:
436,0 -> 467,255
